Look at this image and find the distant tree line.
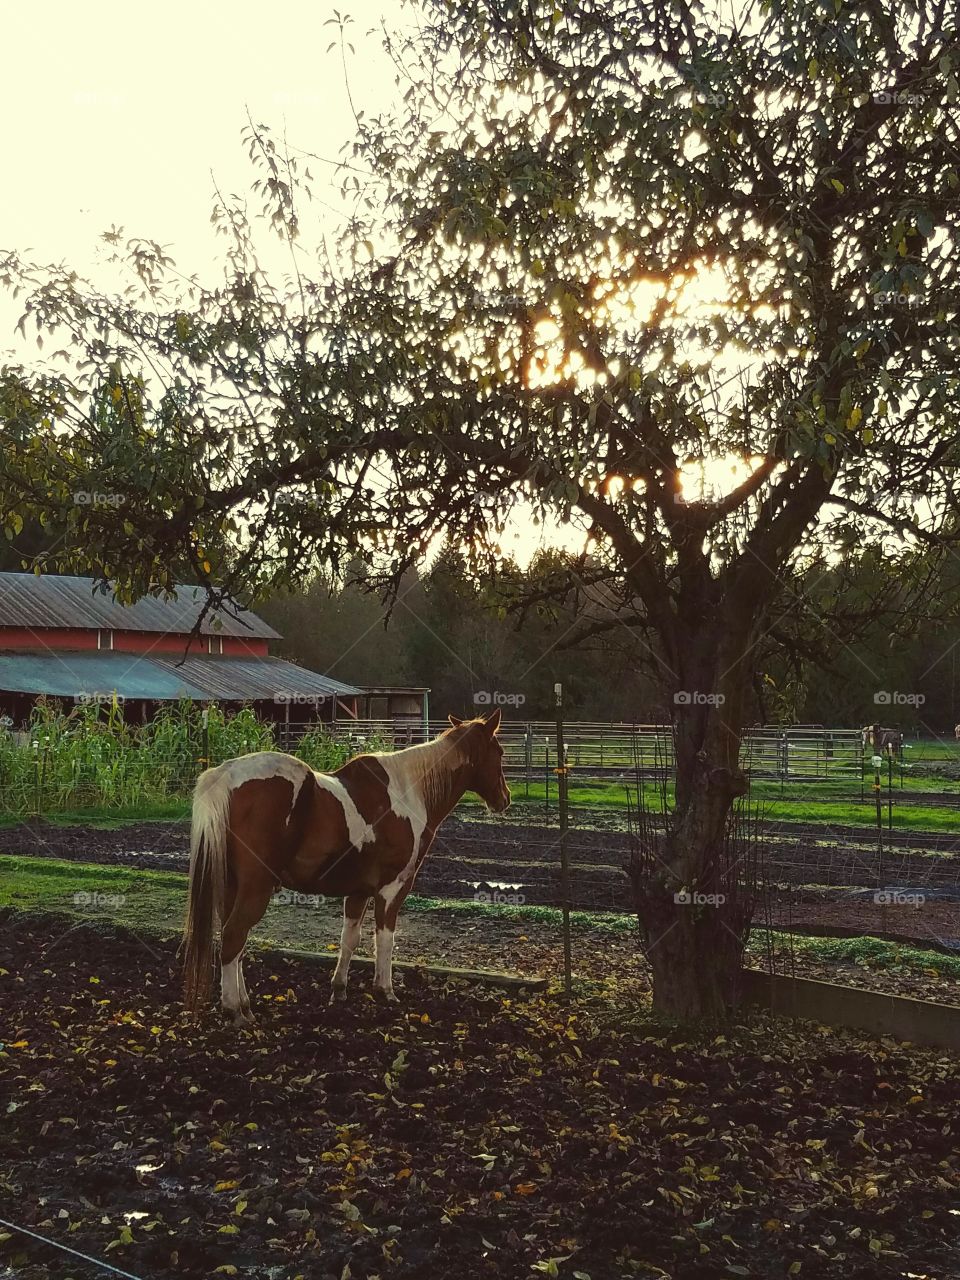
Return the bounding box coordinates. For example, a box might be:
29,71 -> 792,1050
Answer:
257,545 -> 960,733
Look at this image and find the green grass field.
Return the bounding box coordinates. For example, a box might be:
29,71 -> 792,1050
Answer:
2,775 -> 959,836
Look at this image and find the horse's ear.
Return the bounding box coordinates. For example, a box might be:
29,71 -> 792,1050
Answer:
484,708 -> 502,734
448,714 -> 463,728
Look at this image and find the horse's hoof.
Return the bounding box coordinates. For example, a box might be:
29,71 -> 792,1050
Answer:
374,987 -> 399,1004
329,985 -> 347,1004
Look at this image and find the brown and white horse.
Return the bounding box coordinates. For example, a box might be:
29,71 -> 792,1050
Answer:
182,711 -> 509,1023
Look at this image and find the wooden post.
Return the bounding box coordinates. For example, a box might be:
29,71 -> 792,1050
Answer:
555,682 -> 573,1000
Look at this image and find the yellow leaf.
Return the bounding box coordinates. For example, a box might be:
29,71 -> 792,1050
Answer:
215,1180 -> 238,1192
830,178 -> 844,194
898,238 -> 908,256
861,428 -> 874,444
9,1040 -> 28,1049
514,1182 -> 538,1196
808,57 -> 819,78
824,433 -> 836,445
214,1268 -> 238,1276
218,1223 -> 239,1235
234,1201 -> 247,1216
202,560 -> 212,574
847,405 -> 862,428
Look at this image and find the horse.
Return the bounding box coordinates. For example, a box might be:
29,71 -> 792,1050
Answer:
182,711 -> 509,1023
862,724 -> 902,754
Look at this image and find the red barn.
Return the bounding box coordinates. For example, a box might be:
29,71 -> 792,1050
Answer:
0,571 -> 363,730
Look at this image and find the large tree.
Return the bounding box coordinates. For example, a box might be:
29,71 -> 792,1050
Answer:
3,0 -> 960,1014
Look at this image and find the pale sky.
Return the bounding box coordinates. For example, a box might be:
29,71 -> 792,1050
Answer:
0,2 -> 398,281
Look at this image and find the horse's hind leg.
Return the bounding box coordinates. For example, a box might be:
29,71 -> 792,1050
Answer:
373,886 -> 409,1003
330,893 -> 369,1002
220,872 -> 274,1026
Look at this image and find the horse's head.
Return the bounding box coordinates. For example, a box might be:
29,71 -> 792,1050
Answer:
448,710 -> 511,813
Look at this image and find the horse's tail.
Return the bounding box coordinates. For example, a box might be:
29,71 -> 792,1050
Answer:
182,764 -> 232,1010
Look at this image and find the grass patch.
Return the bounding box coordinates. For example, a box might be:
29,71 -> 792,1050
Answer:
3,854 -> 958,984
776,931 -> 960,979
0,802 -> 191,829
407,892 -> 636,932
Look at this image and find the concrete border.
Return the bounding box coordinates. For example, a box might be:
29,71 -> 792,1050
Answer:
269,946 -> 548,992
741,967 -> 960,1050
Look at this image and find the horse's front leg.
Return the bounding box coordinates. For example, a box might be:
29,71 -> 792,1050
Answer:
330,893 -> 369,1003
373,885 -> 409,1002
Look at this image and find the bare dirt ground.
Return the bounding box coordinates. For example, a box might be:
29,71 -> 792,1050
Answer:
3,911 -> 960,1280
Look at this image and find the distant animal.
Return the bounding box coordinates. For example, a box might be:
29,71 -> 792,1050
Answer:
182,712 -> 510,1024
955,724 -> 960,741
862,725 -> 902,753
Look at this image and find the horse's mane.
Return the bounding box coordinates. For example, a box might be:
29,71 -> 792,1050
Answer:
382,721 -> 479,813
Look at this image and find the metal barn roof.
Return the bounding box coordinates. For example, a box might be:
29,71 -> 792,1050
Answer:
148,655 -> 361,701
0,651 -> 207,701
0,572 -> 281,639
0,651 -> 361,702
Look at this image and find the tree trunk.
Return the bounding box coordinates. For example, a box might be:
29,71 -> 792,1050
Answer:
632,619 -> 755,1019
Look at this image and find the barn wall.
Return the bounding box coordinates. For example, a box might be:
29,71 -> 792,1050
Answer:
0,628 -> 268,657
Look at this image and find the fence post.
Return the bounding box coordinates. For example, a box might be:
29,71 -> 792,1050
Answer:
887,744 -> 894,831
555,682 -> 573,1000
200,707 -> 210,774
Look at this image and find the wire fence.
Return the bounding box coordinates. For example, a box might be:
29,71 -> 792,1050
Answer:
2,701 -> 959,964
320,718 -> 868,782
0,704 -> 936,819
